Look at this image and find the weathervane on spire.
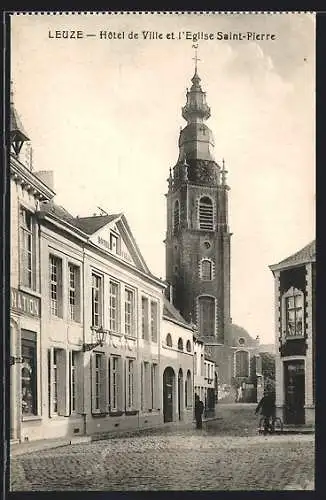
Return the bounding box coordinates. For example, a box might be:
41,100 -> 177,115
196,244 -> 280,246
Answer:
192,44 -> 201,72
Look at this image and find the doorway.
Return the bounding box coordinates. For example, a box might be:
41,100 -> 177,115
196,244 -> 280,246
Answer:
178,369 -> 183,420
284,360 -> 305,425
163,367 -> 175,423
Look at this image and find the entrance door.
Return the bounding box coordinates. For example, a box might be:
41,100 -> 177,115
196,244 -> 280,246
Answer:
163,367 -> 174,423
178,369 -> 183,421
284,360 -> 305,425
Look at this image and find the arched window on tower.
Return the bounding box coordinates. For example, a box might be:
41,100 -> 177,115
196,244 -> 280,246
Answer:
198,296 -> 215,336
199,196 -> 213,231
235,350 -> 249,378
201,259 -> 213,281
173,200 -> 180,233
178,338 -> 184,351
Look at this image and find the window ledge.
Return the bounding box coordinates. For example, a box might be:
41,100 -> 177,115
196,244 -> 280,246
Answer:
91,412 -> 108,418
18,286 -> 41,298
125,410 -> 138,416
22,415 -> 42,422
285,336 -> 305,341
109,411 -> 124,417
125,335 -> 136,340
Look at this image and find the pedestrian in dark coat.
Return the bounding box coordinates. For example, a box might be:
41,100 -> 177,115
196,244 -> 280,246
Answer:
195,394 -> 204,429
255,392 -> 276,434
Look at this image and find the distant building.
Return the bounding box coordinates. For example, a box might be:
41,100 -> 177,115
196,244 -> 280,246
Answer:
193,334 -> 217,415
270,241 -> 315,426
161,298 -> 194,424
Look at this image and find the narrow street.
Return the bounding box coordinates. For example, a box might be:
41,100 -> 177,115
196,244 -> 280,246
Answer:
10,404 -> 315,491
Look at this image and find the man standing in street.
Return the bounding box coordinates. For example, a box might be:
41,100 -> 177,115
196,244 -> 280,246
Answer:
195,394 -> 204,429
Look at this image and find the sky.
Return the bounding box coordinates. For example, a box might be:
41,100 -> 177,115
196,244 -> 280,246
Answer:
10,12 -> 315,344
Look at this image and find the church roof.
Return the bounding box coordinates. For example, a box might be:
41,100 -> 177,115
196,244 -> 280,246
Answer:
163,298 -> 193,330
269,240 -> 316,271
230,323 -> 259,348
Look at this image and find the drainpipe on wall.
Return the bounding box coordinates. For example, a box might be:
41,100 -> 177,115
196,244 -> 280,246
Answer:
82,246 -> 87,437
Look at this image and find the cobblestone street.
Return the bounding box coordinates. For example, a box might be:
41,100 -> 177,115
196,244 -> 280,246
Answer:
10,405 -> 315,491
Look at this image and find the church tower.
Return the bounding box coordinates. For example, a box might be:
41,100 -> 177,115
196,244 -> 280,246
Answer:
165,61 -> 233,384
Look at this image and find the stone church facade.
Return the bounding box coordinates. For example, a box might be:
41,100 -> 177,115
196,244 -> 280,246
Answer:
165,66 -> 261,395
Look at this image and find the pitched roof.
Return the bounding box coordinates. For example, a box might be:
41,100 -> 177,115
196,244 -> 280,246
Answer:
74,214 -> 120,235
270,240 -> 316,271
163,298 -> 193,330
10,104 -> 30,141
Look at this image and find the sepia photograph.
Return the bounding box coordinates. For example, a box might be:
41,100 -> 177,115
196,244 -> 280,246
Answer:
8,11 -> 315,491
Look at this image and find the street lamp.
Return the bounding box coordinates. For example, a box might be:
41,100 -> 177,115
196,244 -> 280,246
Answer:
83,326 -> 108,352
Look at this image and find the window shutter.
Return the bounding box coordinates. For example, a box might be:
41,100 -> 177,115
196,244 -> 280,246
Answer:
140,362 -> 144,411
90,353 -> 97,413
57,350 -> 67,416
75,351 -> 84,414
100,354 -> 107,414
117,357 -> 123,411
69,351 -> 72,415
47,349 -> 52,418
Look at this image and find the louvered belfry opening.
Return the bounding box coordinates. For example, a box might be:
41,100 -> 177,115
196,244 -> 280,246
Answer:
199,197 -> 213,230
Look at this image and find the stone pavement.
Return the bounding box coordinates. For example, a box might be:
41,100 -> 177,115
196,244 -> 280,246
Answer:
10,405 -> 315,492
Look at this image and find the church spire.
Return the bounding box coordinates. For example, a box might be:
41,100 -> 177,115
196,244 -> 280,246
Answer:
10,80 -> 30,156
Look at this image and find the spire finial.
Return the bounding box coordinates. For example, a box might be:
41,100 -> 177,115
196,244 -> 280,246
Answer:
221,158 -> 228,184
10,79 -> 14,105
192,44 -> 201,73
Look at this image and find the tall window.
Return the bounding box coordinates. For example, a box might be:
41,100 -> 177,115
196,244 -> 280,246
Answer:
125,289 -> 134,336
166,333 -> 172,347
95,354 -> 101,411
286,291 -> 303,337
50,255 -> 62,317
150,301 -> 158,342
173,200 -> 180,232
21,333 -> 37,416
109,281 -> 119,332
201,259 -> 213,281
70,351 -> 77,413
235,350 -> 249,377
141,297 -> 149,340
92,274 -> 102,327
68,264 -> 79,322
198,296 -> 215,336
199,196 -> 213,230
111,356 -> 118,410
178,338 -> 184,350
127,359 -> 134,409
142,361 -> 150,410
194,352 -> 197,375
20,207 -> 33,288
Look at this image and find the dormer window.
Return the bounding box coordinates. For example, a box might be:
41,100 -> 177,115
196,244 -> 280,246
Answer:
110,233 -> 118,254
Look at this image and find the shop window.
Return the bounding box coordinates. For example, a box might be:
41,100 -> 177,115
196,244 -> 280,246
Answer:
21,331 -> 37,416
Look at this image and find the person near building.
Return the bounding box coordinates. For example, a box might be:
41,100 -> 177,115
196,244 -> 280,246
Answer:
195,394 -> 204,429
255,391 -> 276,434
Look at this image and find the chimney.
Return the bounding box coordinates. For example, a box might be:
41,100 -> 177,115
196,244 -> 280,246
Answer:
34,170 -> 54,191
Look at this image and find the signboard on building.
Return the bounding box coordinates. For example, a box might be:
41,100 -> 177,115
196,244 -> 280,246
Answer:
11,288 -> 41,318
